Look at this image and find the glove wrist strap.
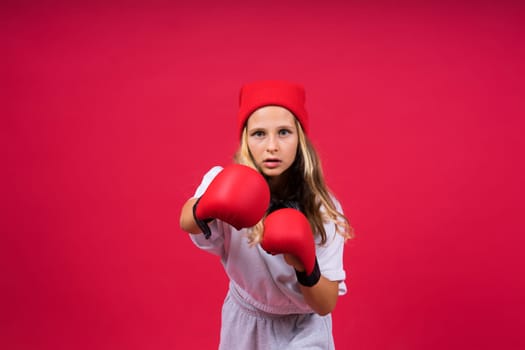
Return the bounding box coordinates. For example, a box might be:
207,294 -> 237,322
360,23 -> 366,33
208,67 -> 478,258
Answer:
192,197 -> 212,239
296,257 -> 321,287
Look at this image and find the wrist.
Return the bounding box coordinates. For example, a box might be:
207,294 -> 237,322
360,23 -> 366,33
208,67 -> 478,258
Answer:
192,197 -> 213,239
295,258 -> 321,287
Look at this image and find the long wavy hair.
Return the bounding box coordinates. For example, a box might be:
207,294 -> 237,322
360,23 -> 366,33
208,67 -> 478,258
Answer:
234,119 -> 353,245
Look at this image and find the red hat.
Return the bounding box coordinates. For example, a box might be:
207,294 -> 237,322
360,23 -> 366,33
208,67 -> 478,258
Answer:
238,80 -> 309,136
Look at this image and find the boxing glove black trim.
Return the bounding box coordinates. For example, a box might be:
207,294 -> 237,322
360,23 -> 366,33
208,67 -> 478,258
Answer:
296,257 -> 321,287
192,197 -> 212,239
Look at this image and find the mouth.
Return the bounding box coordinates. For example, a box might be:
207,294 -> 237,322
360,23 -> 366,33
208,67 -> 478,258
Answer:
263,158 -> 282,169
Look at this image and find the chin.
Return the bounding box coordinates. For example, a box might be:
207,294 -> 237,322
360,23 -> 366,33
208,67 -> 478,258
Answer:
262,168 -> 284,177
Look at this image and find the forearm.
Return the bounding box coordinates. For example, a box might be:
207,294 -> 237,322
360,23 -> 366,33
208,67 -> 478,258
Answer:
283,253 -> 339,315
299,276 -> 339,316
179,198 -> 203,234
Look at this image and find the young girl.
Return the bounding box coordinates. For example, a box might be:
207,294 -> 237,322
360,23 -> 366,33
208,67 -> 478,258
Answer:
179,80 -> 352,349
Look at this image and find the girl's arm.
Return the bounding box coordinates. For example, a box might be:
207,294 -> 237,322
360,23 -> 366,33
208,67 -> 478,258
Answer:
262,209 -> 341,315
284,254 -> 339,315
179,198 -> 204,234
300,277 -> 339,316
180,164 -> 270,237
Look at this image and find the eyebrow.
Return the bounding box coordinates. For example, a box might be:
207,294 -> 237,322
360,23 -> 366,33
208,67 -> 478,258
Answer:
248,124 -> 295,131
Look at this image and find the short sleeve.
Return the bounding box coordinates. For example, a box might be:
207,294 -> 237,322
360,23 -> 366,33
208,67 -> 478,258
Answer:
193,166 -> 224,198
315,197 -> 348,295
189,166 -> 228,257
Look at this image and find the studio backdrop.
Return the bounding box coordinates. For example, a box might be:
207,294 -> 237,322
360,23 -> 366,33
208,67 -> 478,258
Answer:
2,2 -> 524,349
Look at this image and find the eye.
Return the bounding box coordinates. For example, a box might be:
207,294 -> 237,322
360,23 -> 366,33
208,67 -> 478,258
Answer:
279,128 -> 291,136
251,130 -> 265,138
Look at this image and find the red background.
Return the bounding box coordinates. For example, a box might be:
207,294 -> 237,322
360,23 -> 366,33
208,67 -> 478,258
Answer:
2,1 -> 524,349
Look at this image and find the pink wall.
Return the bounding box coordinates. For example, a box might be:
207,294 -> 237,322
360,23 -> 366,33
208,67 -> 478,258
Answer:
3,1 -> 524,349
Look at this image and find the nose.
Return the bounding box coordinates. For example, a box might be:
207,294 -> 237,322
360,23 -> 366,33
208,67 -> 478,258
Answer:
266,134 -> 279,153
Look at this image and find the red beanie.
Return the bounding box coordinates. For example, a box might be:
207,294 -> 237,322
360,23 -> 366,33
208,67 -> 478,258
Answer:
238,80 -> 309,136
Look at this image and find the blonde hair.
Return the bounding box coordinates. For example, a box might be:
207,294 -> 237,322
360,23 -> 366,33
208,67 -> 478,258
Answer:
234,120 -> 353,245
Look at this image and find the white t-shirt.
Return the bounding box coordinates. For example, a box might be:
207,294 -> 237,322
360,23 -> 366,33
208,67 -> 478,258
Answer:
190,166 -> 347,315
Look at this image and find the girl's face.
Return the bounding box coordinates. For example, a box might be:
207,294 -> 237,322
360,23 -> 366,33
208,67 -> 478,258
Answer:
246,106 -> 299,178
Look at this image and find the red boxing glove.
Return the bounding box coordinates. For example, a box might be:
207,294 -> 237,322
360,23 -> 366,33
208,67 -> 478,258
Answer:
261,208 -> 321,286
193,164 -> 270,239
